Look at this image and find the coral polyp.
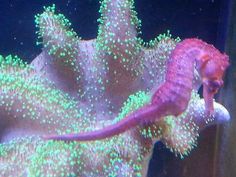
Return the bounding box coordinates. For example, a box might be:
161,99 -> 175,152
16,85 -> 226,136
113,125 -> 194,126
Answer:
0,0 -> 230,176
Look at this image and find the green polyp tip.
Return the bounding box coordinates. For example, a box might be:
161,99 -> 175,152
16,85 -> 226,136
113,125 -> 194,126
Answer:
0,55 -> 3,62
143,30 -> 180,48
0,55 -> 28,69
164,116 -> 175,129
44,4 -> 56,13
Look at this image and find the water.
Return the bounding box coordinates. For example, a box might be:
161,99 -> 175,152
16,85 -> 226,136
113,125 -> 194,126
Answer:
0,0 -> 233,177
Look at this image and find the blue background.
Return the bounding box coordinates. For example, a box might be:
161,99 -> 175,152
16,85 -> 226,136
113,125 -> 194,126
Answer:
0,0 -> 232,176
0,0 -> 229,60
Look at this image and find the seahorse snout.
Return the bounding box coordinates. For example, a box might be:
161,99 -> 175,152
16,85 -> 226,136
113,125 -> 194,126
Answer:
203,82 -> 215,115
199,49 -> 229,115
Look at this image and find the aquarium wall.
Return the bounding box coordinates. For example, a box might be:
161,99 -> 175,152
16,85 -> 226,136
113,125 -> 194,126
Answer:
219,1 -> 236,177
0,0 -> 234,177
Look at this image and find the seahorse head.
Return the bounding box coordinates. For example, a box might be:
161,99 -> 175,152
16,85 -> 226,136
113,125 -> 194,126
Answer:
199,52 -> 229,114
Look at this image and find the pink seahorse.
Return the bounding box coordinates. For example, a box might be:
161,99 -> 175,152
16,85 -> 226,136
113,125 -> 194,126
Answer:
45,38 -> 229,141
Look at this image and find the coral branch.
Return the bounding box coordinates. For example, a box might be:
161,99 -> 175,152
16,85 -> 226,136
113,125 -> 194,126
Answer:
35,4 -> 79,61
97,0 -> 142,72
